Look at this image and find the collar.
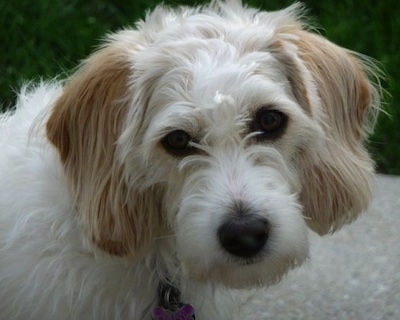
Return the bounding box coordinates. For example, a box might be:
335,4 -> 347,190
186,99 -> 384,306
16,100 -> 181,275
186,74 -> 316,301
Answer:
152,280 -> 195,320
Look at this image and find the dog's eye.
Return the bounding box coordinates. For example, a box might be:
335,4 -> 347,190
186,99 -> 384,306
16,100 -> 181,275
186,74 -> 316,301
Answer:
251,108 -> 287,140
162,130 -> 193,155
260,111 -> 283,132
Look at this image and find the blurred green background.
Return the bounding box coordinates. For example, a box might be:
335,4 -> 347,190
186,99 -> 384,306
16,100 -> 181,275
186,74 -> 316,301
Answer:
1,0 -> 399,174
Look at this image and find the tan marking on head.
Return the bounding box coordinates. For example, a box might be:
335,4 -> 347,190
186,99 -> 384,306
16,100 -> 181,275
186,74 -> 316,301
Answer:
47,42 -> 161,257
275,27 -> 381,234
269,40 -> 312,116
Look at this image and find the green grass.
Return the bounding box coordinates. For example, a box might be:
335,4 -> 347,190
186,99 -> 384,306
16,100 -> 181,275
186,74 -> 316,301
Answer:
1,0 -> 399,174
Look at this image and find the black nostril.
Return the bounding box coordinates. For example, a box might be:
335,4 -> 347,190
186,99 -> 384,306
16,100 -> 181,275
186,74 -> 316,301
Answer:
218,215 -> 269,258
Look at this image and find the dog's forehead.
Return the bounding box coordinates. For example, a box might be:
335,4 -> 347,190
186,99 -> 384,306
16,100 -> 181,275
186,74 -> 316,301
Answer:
134,12 -> 296,141
134,11 -> 286,92
137,36 -> 293,140
142,36 -> 286,108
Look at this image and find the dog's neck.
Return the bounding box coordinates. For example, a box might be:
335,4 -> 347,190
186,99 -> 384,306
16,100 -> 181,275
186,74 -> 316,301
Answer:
152,280 -> 195,319
135,238 -> 194,319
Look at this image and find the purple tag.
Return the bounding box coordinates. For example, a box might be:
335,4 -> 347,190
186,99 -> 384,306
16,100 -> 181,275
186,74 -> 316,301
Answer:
152,304 -> 195,320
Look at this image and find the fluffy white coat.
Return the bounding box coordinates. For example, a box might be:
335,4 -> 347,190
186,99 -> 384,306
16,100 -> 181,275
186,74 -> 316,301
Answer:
0,1 -> 381,319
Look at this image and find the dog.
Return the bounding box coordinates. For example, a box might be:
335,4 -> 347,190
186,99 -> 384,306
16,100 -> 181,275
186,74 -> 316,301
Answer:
0,0 -> 381,319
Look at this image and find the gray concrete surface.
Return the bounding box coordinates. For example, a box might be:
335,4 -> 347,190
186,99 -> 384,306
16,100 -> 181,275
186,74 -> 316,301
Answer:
242,174 -> 400,320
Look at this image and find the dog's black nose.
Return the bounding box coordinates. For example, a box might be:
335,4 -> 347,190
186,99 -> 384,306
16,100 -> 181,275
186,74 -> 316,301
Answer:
218,215 -> 269,258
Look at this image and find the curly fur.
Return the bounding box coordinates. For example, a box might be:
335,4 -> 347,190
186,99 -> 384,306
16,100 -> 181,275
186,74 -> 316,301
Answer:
0,1 -> 381,319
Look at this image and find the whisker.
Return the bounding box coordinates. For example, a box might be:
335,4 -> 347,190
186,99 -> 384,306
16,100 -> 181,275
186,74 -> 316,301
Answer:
154,234 -> 177,240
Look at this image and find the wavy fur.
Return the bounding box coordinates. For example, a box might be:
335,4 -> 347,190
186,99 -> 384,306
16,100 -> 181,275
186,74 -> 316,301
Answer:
0,1 -> 381,319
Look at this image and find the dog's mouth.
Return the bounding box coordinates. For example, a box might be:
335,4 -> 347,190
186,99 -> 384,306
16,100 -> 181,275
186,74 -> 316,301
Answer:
182,231 -> 307,289
184,254 -> 303,289
232,256 -> 263,266
177,211 -> 309,288
177,190 -> 309,288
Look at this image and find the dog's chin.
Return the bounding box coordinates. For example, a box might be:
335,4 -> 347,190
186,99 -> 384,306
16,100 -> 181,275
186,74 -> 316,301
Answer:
183,255 -> 307,289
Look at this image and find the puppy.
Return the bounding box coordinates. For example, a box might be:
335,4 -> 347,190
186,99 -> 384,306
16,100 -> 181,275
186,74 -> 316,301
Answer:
0,0 -> 381,319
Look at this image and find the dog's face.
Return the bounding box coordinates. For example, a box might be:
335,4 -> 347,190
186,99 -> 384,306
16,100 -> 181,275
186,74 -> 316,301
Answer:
46,1 -> 380,288
129,38 -> 320,286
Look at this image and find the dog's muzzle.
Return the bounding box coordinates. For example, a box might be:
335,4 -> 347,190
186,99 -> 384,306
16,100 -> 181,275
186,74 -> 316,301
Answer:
218,215 -> 269,258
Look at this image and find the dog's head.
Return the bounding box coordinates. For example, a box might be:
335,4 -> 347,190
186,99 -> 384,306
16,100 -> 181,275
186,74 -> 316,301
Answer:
46,1 -> 380,287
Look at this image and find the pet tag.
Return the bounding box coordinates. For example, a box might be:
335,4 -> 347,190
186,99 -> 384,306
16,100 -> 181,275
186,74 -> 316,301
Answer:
152,303 -> 195,320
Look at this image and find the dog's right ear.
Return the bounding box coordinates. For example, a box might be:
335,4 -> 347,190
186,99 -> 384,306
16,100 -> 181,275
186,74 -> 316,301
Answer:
46,38 -> 162,258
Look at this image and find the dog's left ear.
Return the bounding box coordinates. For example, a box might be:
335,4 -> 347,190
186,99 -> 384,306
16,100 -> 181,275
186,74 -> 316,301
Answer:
46,41 -> 161,257
271,27 -> 381,234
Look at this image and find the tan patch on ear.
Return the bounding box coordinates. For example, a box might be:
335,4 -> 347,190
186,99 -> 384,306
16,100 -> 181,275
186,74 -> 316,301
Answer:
47,46 -> 130,161
269,41 -> 312,116
283,29 -> 380,234
352,63 -> 375,139
289,30 -> 378,141
300,151 -> 374,235
47,44 -> 161,257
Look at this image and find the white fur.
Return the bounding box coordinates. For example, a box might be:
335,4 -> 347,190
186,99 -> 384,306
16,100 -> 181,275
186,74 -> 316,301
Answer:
0,1 -> 381,319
